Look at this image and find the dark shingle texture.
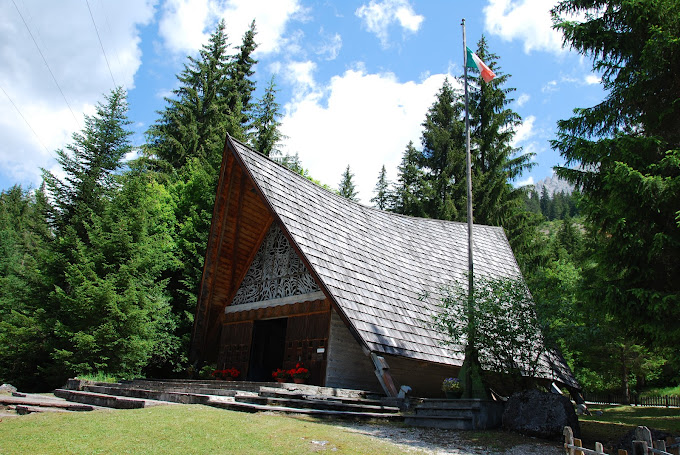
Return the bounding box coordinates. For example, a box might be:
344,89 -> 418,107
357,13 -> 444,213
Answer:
232,139 -> 577,387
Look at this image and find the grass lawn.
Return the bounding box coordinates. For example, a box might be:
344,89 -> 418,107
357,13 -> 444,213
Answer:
0,405 -> 415,455
579,404 -> 680,449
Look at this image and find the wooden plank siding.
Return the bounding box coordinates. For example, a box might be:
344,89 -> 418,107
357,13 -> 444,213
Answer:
218,299 -> 331,384
325,309 -> 383,393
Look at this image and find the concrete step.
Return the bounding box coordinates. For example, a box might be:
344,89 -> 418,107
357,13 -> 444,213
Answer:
53,389 -> 173,409
1,393 -> 97,411
80,384 -> 214,405
257,387 -> 385,407
125,379 -> 374,400
13,405 -> 75,415
235,394 -> 400,414
208,398 -> 404,421
404,414 -> 475,430
408,399 -> 505,430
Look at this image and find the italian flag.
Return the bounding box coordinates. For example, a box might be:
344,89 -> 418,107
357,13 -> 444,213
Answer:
466,47 -> 496,83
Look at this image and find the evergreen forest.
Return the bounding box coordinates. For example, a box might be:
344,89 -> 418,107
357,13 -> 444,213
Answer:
1,0 -> 678,400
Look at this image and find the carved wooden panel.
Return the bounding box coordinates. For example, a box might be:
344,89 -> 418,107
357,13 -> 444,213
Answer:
231,224 -> 320,306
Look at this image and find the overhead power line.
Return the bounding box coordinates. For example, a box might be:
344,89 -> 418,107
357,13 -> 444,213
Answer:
84,0 -> 117,87
11,0 -> 80,129
0,84 -> 50,154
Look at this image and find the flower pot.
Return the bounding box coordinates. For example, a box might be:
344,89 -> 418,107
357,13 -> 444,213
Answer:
293,378 -> 305,384
445,391 -> 462,399
276,378 -> 286,383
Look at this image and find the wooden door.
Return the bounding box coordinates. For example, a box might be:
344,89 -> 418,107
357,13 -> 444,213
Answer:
217,321 -> 253,377
283,311 -> 331,385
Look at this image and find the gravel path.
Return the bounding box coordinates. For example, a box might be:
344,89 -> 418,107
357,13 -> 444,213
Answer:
337,421 -> 564,455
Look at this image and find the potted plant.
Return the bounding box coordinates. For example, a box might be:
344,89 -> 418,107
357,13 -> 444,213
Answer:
212,367 -> 240,380
272,368 -> 291,383
442,377 -> 462,399
289,363 -> 310,384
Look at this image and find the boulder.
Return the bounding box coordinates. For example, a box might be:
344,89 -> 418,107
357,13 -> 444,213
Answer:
502,389 -> 580,440
0,384 -> 17,394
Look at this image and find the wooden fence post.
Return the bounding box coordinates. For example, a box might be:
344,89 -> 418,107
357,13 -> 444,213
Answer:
633,441 -> 648,455
637,426 -> 654,446
633,426 -> 654,455
595,442 -> 605,454
564,426 -> 575,455
654,440 -> 667,452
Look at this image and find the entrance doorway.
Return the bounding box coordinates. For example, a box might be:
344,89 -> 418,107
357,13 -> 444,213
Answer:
247,318 -> 287,381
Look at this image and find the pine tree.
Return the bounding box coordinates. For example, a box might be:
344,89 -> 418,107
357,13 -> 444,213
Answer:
338,165 -> 359,201
552,0 -> 680,349
370,165 -> 391,210
251,76 -> 285,157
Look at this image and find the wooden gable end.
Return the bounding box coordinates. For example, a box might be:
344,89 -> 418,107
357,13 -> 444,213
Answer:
191,146 -> 274,364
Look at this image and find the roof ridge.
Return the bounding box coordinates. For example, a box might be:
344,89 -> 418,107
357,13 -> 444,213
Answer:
228,136 -> 503,231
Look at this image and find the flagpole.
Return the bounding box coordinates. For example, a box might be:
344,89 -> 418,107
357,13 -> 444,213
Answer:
461,17 -> 475,399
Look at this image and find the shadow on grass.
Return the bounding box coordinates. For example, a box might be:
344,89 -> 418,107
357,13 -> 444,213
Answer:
579,405 -> 680,450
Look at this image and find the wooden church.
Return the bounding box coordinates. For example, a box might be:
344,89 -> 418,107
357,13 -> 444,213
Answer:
190,136 -> 578,397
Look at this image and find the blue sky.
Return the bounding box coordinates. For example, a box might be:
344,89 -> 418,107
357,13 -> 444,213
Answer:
0,0 -> 604,203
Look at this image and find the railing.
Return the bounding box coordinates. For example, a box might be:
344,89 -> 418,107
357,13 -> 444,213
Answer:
564,426 -> 680,455
584,393 -> 680,408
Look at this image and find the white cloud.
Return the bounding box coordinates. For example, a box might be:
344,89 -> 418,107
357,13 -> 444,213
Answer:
280,68 -> 452,204
584,74 -> 601,85
158,0 -> 302,56
355,0 -> 424,48
0,0 -> 154,188
542,80 -> 558,93
515,176 -> 534,187
483,0 -> 565,54
512,115 -> 536,145
516,93 -> 530,107
283,61 -> 318,96
315,30 -> 342,61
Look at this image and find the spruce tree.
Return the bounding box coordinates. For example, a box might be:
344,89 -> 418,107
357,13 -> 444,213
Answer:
393,141 -> 428,217
552,0 -> 680,349
0,185 -> 52,390
146,20 -> 241,171
370,165 -> 391,210
338,165 -> 359,201
229,20 -> 258,128
420,79 -> 466,221
39,89 -> 176,385
43,87 -> 132,238
467,37 -> 537,263
251,76 -> 285,157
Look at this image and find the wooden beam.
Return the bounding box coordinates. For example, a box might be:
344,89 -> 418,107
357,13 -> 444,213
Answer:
190,144 -> 235,365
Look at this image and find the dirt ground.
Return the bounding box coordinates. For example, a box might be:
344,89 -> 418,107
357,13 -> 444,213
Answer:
336,421 -> 564,455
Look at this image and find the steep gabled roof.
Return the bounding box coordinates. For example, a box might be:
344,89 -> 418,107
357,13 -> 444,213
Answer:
196,136 -> 578,389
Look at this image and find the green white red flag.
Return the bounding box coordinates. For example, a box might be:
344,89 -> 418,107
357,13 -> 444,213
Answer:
466,47 -> 495,83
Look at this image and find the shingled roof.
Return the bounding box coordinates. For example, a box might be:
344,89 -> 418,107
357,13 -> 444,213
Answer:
226,136 -> 577,388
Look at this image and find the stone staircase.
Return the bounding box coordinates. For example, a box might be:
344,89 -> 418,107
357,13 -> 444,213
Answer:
404,398 -> 505,430
49,378 -> 403,421
1,392 -> 103,415
5,379 -> 506,430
